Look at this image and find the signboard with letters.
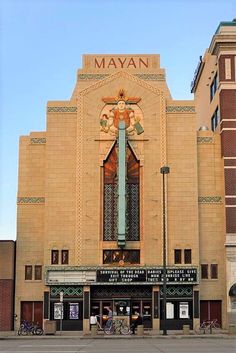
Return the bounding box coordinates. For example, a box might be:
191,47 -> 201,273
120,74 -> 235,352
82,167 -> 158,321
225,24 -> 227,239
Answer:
96,268 -> 198,284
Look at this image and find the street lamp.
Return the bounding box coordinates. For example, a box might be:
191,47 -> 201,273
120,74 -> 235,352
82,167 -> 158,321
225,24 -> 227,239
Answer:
160,166 -> 170,336
59,290 -> 64,336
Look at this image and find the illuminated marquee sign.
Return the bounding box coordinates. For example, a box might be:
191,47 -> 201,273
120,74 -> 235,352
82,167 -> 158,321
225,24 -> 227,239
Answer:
96,268 -> 198,284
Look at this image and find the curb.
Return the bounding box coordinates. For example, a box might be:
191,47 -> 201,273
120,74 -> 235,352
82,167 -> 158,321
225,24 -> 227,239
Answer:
1,333 -> 235,340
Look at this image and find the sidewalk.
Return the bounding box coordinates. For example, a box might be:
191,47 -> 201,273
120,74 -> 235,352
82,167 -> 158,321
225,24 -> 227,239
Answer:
0,329 -> 235,339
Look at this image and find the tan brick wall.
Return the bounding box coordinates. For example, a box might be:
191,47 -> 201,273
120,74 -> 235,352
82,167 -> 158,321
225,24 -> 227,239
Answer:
166,104 -> 198,266
197,130 -> 226,325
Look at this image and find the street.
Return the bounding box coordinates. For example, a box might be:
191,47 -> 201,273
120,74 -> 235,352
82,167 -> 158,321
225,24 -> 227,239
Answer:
0,338 -> 235,353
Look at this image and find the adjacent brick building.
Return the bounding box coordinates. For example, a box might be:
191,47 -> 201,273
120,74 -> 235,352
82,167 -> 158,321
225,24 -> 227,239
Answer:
191,19 -> 236,324
0,240 -> 15,331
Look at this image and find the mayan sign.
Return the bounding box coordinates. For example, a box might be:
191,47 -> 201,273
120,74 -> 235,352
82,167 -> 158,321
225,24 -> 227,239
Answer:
94,56 -> 149,69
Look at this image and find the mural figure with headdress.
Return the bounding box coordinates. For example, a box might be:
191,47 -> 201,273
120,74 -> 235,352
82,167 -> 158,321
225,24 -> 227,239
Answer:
100,89 -> 144,136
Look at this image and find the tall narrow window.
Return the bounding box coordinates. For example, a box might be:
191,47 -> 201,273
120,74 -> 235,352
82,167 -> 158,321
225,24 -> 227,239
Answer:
211,264 -> 218,279
61,250 -> 69,265
25,265 -> 32,280
34,265 -> 42,280
211,107 -> 220,131
184,249 -> 192,264
210,73 -> 218,101
174,249 -> 182,264
201,264 -> 208,279
126,146 -> 140,241
103,145 -> 118,241
51,250 -> 59,265
103,143 -> 140,241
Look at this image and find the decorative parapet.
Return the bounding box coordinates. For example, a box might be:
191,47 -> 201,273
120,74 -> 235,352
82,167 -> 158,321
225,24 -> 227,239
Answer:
197,137 -> 213,144
166,106 -> 195,113
47,107 -> 77,113
17,197 -> 45,204
30,138 -> 46,144
198,196 -> 222,204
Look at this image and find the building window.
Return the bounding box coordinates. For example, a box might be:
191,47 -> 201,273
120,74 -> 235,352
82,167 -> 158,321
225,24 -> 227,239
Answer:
211,107 -> 220,131
201,264 -> 208,279
103,143 -> 140,241
34,265 -> 42,280
174,249 -> 182,264
210,73 -> 218,101
211,264 -> 218,279
51,250 -> 59,265
25,265 -> 32,280
61,250 -> 69,265
184,249 -> 192,264
103,250 -> 140,264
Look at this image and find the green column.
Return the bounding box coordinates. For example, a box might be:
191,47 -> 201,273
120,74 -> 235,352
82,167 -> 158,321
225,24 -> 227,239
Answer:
117,121 -> 126,248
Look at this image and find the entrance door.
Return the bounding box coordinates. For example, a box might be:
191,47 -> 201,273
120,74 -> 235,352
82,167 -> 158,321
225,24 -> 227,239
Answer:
21,301 -> 43,327
200,300 -> 222,327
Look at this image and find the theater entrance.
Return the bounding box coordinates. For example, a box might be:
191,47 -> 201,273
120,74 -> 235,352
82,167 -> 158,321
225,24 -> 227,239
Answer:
90,285 -> 152,328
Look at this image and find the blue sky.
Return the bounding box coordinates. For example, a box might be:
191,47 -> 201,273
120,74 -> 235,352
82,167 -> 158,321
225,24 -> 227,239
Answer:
0,0 -> 235,240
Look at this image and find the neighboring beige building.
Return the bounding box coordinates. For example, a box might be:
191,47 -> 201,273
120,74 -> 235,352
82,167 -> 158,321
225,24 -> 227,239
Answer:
15,51 -> 227,332
192,19 -> 236,324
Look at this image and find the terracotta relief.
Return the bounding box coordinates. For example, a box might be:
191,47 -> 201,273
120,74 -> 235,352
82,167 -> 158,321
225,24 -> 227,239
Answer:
100,89 -> 144,136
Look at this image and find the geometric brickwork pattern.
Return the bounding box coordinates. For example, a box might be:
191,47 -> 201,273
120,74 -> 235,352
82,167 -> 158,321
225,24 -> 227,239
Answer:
198,196 -> 222,203
135,73 -> 165,81
76,96 -> 83,265
17,197 -> 45,204
47,107 -> 77,113
104,184 -> 118,240
197,137 -> 213,144
166,106 -> 195,113
30,138 -> 46,144
126,183 -> 139,240
160,285 -> 193,298
50,286 -> 83,297
78,73 -> 165,82
103,183 -> 140,241
91,285 -> 152,298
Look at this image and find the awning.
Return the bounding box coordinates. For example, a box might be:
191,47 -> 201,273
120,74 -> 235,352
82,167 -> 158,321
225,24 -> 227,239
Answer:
229,283 -> 236,296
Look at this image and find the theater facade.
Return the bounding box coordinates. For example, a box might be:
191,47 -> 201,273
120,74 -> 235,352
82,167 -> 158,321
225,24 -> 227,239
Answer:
15,53 -> 227,332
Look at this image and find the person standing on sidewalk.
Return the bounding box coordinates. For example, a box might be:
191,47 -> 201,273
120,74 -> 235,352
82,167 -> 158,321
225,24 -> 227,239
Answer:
90,313 -> 97,329
106,307 -> 113,329
131,312 -> 143,334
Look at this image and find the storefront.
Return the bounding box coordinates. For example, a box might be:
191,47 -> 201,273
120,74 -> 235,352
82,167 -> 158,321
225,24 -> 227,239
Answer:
90,285 -> 152,328
45,266 -> 199,331
159,285 -> 197,330
47,286 -> 84,331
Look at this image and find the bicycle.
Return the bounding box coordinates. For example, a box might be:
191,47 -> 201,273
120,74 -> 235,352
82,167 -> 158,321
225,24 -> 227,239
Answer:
104,319 -> 131,335
18,320 -> 44,336
194,319 -> 220,334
